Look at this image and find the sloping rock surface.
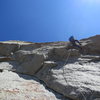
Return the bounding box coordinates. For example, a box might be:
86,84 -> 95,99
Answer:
0,70 -> 67,100
36,57 -> 100,100
0,41 -> 69,100
81,35 -> 100,54
0,35 -> 100,100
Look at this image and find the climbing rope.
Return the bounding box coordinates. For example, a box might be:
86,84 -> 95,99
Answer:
62,49 -> 86,100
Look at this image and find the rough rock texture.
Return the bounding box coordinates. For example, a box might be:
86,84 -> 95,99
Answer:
0,70 -> 67,100
0,41 -> 69,100
13,50 -> 44,75
0,35 -> 100,100
81,35 -> 100,54
35,35 -> 100,100
36,57 -> 100,100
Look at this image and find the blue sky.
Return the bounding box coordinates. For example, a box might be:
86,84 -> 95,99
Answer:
0,0 -> 100,42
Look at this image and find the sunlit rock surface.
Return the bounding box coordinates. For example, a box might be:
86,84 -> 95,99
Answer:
0,35 -> 100,100
0,70 -> 68,100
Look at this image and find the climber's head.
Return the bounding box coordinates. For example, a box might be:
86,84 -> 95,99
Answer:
69,36 -> 75,42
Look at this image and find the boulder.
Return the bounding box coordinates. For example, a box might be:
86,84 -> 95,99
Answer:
13,50 -> 44,75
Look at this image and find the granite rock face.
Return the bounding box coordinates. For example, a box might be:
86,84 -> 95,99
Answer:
81,35 -> 100,54
0,41 -> 69,100
0,70 -> 67,100
13,50 -> 44,75
36,57 -> 100,100
0,35 -> 100,100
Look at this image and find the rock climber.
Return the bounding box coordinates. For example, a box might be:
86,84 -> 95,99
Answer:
69,36 -> 83,53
